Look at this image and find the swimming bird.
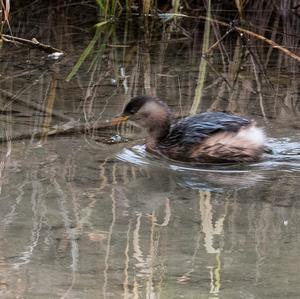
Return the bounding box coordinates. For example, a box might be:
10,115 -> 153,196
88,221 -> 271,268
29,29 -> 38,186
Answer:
112,96 -> 266,163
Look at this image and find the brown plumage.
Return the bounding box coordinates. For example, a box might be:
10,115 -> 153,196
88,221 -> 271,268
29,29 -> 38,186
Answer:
113,96 -> 266,163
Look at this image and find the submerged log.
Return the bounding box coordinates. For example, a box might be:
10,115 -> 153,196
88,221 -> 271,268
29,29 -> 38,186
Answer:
0,120 -> 120,143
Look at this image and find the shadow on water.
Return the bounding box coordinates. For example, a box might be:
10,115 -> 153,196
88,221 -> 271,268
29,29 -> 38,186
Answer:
0,1 -> 299,298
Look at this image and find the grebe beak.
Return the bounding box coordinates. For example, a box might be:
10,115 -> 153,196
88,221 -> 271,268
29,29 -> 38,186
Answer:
111,115 -> 129,125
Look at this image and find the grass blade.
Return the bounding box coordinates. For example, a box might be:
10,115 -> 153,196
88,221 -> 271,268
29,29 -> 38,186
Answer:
66,24 -> 107,82
190,0 -> 211,114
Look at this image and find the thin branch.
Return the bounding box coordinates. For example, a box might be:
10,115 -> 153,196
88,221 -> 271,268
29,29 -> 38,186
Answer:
204,27 -> 235,55
205,17 -> 300,63
202,55 -> 233,89
1,34 -> 64,54
171,14 -> 300,63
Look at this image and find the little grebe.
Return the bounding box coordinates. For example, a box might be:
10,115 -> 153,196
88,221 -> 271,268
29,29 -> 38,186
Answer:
113,96 -> 266,163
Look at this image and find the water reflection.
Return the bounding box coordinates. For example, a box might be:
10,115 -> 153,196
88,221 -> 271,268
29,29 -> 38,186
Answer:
0,136 -> 298,297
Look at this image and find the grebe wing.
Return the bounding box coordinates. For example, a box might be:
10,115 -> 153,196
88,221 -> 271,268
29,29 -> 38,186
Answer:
184,112 -> 250,130
167,112 -> 251,146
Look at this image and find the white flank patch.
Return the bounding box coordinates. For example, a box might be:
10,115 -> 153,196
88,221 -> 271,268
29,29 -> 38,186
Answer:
237,126 -> 266,146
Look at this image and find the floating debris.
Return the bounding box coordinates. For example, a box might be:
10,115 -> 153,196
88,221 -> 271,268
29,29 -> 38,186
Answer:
47,52 -> 64,60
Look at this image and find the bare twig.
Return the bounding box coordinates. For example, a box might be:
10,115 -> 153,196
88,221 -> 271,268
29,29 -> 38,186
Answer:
170,14 -> 300,63
204,27 -> 235,55
202,55 -> 233,89
1,34 -> 64,54
203,16 -> 300,63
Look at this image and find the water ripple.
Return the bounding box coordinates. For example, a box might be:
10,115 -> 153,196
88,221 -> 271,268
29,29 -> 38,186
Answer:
116,138 -> 300,190
117,138 -> 300,173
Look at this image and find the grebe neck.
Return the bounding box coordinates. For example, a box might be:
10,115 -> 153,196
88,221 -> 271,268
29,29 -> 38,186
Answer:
145,115 -> 171,150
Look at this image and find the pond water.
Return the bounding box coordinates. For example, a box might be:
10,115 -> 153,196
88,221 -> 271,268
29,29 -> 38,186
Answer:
0,2 -> 300,298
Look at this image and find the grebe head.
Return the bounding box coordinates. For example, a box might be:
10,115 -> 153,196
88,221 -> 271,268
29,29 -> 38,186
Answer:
113,96 -> 171,134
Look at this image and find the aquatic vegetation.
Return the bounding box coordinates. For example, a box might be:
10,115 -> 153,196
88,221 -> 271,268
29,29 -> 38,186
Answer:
96,0 -> 123,17
66,21 -> 112,82
0,0 -> 11,35
190,0 -> 211,114
66,0 -> 300,121
95,0 -> 184,16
